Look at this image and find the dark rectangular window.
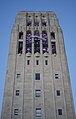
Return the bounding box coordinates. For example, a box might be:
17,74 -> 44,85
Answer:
51,32 -> 55,39
16,90 -> 20,96
57,90 -> 60,96
35,73 -> 40,80
18,41 -> 23,54
27,60 -> 30,65
17,74 -> 20,78
51,42 -> 56,54
36,60 -> 39,65
58,109 -> 62,115
35,90 -> 41,97
19,32 -> 23,39
45,60 -> 48,65
55,74 -> 58,79
36,108 -> 41,117
14,109 -> 19,115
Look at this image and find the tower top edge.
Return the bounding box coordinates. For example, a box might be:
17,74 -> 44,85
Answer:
17,11 -> 56,16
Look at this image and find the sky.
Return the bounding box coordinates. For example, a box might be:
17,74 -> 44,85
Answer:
0,0 -> 76,115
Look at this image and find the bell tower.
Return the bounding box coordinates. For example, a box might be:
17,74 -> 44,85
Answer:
1,11 -> 75,119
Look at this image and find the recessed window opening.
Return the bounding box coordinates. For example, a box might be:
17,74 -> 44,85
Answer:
27,60 -> 30,65
58,109 -> 62,115
51,32 -> 55,39
51,42 -> 56,54
35,73 -> 40,80
36,60 -> 39,65
18,41 -> 23,54
26,30 -> 32,53
36,108 -> 41,117
45,60 -> 48,65
14,109 -> 19,115
34,40 -> 40,53
16,90 -> 20,96
17,74 -> 20,78
57,90 -> 60,96
42,31 -> 48,53
55,74 -> 58,79
35,90 -> 41,97
34,30 -> 40,53
19,31 -> 23,39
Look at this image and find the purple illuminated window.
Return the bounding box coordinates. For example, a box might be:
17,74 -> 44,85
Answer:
51,42 -> 56,54
34,30 -> 40,53
26,30 -> 32,53
42,31 -> 48,53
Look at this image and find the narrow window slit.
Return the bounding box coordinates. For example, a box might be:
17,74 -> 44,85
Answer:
18,41 -> 23,54
51,42 -> 56,54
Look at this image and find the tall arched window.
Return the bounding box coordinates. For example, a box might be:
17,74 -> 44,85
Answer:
26,30 -> 32,53
34,30 -> 40,53
42,31 -> 48,53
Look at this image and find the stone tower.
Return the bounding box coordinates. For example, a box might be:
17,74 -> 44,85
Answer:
1,11 -> 75,119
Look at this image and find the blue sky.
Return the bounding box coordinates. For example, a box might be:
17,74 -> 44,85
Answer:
0,0 -> 76,114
